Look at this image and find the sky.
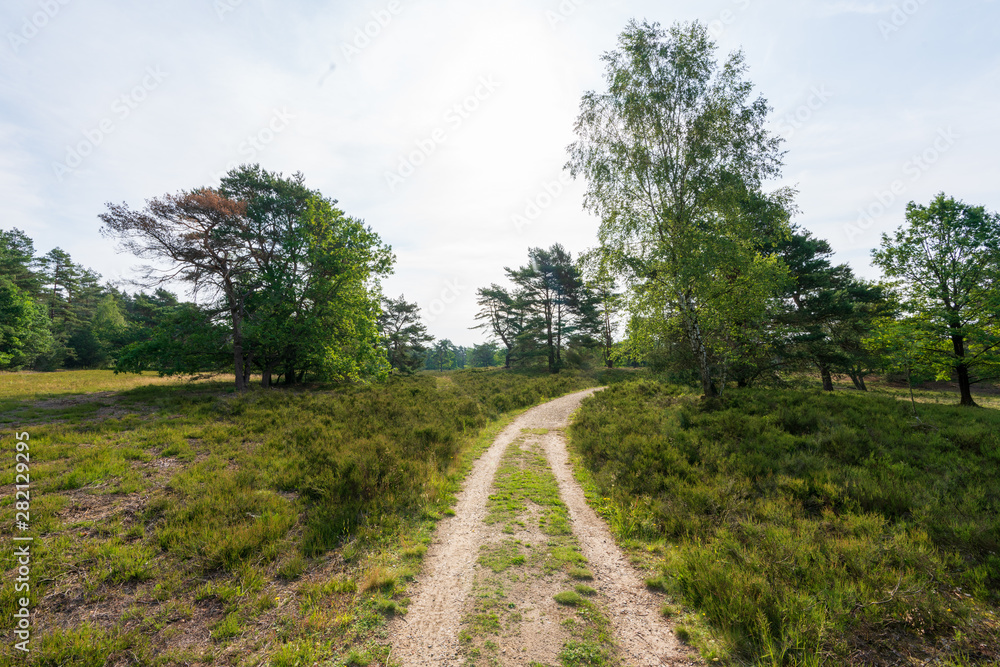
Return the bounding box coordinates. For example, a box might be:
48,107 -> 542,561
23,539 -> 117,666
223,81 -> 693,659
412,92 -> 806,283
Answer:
1,0 -> 998,345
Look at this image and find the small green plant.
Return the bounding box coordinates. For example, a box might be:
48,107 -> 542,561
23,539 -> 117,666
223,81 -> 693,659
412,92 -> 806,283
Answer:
276,554 -> 306,580
558,640 -> 609,666
402,544 -> 427,559
375,597 -> 406,615
210,612 -> 241,641
554,591 -> 584,606
360,567 -> 398,593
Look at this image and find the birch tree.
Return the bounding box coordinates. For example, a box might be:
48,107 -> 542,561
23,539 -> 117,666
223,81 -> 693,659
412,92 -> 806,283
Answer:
567,19 -> 793,396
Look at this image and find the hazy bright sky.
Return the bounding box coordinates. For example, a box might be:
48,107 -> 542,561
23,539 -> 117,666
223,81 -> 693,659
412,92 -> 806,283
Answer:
2,0 -> 998,344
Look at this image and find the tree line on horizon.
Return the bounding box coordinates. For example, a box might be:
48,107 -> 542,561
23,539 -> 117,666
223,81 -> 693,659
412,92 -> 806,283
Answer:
474,19 -> 1000,407
0,165 -> 486,386
3,20 -> 997,406
0,167 -> 500,385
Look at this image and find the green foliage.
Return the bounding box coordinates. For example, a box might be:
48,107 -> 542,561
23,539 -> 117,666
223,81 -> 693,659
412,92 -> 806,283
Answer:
0,227 -> 42,294
115,302 -> 232,376
154,468 -> 299,571
378,294 -> 433,374
504,244 -> 600,373
554,591 -> 584,606
0,275 -> 53,370
469,342 -> 501,368
99,164 -> 394,390
571,380 -> 1000,664
230,369 -> 597,556
558,640 -> 611,666
35,623 -> 149,667
427,338 -> 457,371
776,227 -> 893,391
872,193 -> 1000,406
567,19 -> 794,396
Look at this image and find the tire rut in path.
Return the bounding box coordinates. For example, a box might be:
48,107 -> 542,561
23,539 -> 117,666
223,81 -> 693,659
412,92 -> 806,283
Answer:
389,388 -> 695,666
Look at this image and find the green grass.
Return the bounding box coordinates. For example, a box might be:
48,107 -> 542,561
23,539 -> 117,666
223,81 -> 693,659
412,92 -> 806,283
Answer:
0,369 -> 193,401
0,368 -> 597,665
554,590 -> 584,606
558,640 -> 612,667
479,539 -> 527,573
569,379 -> 1000,666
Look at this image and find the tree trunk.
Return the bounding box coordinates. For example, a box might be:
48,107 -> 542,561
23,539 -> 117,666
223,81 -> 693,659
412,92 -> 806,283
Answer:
847,369 -> 867,392
820,364 -> 834,392
244,351 -> 253,387
547,327 -> 555,373
233,344 -> 246,392
555,305 -> 562,368
679,298 -> 715,398
956,363 -> 976,407
232,310 -> 246,392
906,360 -> 918,417
951,333 -> 977,406
262,359 -> 280,388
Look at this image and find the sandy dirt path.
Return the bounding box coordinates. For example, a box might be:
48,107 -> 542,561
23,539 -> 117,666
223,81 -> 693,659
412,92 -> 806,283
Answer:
541,427 -> 693,666
389,388 -> 695,666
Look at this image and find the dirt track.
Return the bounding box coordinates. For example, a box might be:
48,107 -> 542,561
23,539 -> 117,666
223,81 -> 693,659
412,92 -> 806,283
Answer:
389,388 -> 696,666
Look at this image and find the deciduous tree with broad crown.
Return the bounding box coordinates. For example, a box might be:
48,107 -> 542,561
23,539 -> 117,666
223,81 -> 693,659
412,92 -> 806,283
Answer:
872,193 -> 1000,406
566,19 -> 794,396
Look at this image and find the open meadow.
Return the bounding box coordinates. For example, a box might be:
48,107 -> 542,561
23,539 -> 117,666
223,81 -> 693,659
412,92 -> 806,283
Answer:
1,369 -> 599,666
569,379 -> 1000,665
